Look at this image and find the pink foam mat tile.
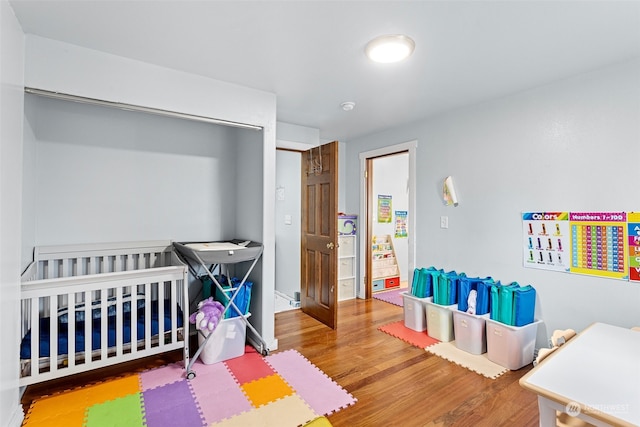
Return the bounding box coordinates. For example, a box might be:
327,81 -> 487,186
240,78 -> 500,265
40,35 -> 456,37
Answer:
190,365 -> 252,424
140,361 -> 185,390
265,350 -> 357,416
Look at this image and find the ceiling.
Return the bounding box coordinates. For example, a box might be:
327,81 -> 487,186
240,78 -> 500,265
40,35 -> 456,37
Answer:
9,0 -> 640,142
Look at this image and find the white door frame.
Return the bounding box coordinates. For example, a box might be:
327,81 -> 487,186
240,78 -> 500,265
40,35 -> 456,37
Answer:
358,140 -> 417,298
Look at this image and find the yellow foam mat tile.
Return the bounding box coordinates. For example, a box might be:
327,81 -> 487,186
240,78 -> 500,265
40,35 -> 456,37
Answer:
212,394 -> 317,427
241,373 -> 294,408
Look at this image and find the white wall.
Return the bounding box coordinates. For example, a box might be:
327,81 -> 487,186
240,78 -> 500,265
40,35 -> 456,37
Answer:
0,1 -> 24,426
275,150 -> 302,299
346,58 -> 640,346
274,122 -> 320,301
372,153 -> 409,283
24,94 -> 241,247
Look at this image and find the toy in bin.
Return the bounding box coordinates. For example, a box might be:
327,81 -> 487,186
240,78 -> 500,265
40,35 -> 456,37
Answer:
189,297 -> 224,332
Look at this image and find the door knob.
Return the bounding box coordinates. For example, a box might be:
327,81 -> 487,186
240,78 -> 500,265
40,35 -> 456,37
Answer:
327,242 -> 335,250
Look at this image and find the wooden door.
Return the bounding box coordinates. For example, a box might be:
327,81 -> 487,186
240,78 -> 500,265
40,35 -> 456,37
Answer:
301,141 -> 338,329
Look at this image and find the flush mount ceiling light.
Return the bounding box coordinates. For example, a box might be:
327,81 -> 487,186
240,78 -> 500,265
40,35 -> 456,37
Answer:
365,34 -> 415,63
340,101 -> 356,111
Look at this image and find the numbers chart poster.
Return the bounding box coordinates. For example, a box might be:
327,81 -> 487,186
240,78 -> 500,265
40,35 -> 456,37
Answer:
569,212 -> 627,280
523,212 -> 571,272
523,211 -> 633,281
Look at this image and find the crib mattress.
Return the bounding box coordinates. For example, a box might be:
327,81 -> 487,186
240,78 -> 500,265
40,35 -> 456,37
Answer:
20,299 -> 183,359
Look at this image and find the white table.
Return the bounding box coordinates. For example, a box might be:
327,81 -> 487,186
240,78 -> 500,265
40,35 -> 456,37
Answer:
520,323 -> 640,427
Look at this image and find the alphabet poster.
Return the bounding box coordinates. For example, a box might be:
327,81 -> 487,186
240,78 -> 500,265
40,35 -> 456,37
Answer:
377,195 -> 392,223
628,212 -> 640,282
523,211 -> 635,282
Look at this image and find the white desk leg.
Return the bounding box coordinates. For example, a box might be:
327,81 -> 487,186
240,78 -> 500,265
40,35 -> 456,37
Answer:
537,397 -> 557,427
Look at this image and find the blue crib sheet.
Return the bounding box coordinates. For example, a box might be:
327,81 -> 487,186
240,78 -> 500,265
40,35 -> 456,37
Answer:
20,298 -> 183,359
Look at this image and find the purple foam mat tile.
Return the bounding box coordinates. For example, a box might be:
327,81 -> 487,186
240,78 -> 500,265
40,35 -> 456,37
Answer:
265,350 -> 357,416
140,362 -> 185,391
142,379 -> 205,427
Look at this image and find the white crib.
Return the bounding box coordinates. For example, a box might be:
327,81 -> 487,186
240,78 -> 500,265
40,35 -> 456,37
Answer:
19,241 -> 189,386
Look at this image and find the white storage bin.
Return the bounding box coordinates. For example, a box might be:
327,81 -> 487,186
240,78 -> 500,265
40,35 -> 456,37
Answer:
338,277 -> 355,301
338,257 -> 354,278
452,309 -> 489,355
425,301 -> 456,342
198,314 -> 250,364
486,318 -> 541,370
401,293 -> 432,332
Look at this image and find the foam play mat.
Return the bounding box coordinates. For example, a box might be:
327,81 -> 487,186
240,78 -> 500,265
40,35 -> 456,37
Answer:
426,341 -> 507,379
372,288 -> 404,306
23,347 -> 356,426
378,320 -> 440,349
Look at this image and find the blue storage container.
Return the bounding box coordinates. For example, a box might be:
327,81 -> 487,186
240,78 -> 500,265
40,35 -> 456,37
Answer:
512,285 -> 536,326
457,276 -> 493,313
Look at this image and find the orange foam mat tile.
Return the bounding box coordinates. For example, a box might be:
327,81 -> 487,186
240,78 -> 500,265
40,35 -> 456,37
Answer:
83,374 -> 141,407
378,320 -> 440,349
241,373 -> 294,408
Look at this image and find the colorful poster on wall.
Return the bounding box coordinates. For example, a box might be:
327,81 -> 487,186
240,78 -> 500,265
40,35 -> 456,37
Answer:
522,212 -> 571,272
394,210 -> 408,238
627,212 -> 640,282
569,212 -> 627,280
377,195 -> 392,223
523,211 -> 636,281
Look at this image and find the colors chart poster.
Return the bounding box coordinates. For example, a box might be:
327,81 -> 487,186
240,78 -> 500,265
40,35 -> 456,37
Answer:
523,212 -> 638,282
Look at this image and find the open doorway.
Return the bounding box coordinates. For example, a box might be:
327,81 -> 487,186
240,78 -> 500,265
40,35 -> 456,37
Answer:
274,148 -> 302,312
359,141 -> 417,299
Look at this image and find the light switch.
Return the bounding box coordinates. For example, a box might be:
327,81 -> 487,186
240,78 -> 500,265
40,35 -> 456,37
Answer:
284,214 -> 292,225
440,216 -> 449,228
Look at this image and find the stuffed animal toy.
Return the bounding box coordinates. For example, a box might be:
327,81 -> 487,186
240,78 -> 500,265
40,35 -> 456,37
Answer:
189,297 -> 224,332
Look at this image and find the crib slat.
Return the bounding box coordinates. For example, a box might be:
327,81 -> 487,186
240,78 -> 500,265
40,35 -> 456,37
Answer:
89,256 -> 97,275
115,255 -> 124,273
84,290 -> 91,366
50,296 -> 58,375
145,283 -> 152,350
46,261 -> 53,280
29,297 -> 39,379
115,287 -> 123,357
100,288 -> 108,360
61,259 -> 69,278
158,281 -> 165,346
170,279 -> 177,344
67,292 -> 75,369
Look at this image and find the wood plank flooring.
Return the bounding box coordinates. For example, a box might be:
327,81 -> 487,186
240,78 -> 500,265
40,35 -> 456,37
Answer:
276,297 -> 540,427
21,297 -> 541,426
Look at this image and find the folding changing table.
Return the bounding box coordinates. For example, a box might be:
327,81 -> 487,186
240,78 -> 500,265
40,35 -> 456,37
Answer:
173,240 -> 269,379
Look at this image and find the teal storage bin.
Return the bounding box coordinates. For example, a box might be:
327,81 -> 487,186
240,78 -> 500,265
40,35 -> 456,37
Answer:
411,266 -> 439,298
436,271 -> 465,305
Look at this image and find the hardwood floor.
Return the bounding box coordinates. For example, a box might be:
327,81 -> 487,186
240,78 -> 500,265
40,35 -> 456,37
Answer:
276,298 -> 540,427
21,297 -> 540,426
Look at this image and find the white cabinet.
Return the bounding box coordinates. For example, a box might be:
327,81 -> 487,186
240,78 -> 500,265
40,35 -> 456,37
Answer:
338,234 -> 356,300
337,214 -> 357,301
